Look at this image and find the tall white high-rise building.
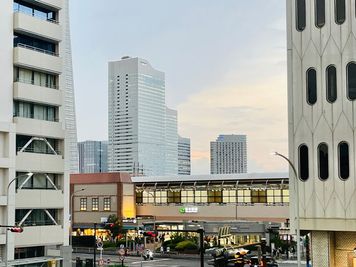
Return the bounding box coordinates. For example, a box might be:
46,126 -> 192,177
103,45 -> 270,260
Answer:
178,136 -> 191,175
0,0 -> 74,265
165,108 -> 178,175
287,0 -> 356,265
210,135 -> 247,174
108,57 -> 178,176
78,140 -> 108,173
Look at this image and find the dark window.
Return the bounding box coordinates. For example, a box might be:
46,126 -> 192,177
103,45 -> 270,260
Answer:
167,191 -> 181,203
296,0 -> 306,31
347,62 -> 356,100
339,142 -> 349,179
307,68 -> 317,105
136,191 -> 143,204
14,33 -> 57,55
13,0 -> 57,22
335,0 -> 346,24
208,190 -> 223,203
318,143 -> 329,180
326,65 -> 337,102
251,190 -> 267,203
315,0 -> 325,27
299,145 -> 309,180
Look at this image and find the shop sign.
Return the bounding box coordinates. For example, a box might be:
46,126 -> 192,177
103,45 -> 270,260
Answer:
122,218 -> 137,224
179,207 -> 198,214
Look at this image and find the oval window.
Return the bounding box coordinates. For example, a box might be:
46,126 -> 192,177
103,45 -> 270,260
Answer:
326,65 -> 337,103
338,142 -> 349,179
296,0 -> 306,31
318,143 -> 329,180
307,68 -> 317,105
299,144 -> 309,181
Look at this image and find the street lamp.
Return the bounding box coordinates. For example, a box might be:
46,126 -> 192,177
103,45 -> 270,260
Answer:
70,188 -> 86,246
5,172 -> 33,266
272,152 -> 301,267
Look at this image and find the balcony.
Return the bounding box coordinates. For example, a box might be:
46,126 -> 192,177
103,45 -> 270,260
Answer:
14,117 -> 64,140
14,81 -> 61,106
35,0 -> 63,10
16,189 -> 63,209
13,11 -> 61,42
15,225 -> 63,247
13,46 -> 62,74
16,152 -> 64,173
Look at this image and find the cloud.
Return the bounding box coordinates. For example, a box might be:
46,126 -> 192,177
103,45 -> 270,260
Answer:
178,74 -> 288,174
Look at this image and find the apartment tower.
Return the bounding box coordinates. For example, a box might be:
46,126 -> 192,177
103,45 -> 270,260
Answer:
287,0 -> 356,265
178,136 -> 191,175
0,0 -> 75,265
210,135 -> 247,174
108,57 -> 178,176
78,140 -> 108,173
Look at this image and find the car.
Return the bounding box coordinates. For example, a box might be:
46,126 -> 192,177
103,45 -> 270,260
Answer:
248,256 -> 278,267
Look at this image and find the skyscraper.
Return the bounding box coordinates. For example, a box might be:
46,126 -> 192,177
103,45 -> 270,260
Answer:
165,108 -> 178,175
0,0 -> 74,265
108,57 -> 178,176
210,135 -> 247,174
287,1 -> 356,265
78,141 -> 108,173
178,136 -> 191,175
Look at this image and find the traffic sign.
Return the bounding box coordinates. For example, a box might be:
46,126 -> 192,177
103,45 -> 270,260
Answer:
118,248 -> 125,256
120,244 -> 125,249
98,259 -> 104,266
106,259 -> 111,264
97,241 -> 103,248
119,256 -> 125,261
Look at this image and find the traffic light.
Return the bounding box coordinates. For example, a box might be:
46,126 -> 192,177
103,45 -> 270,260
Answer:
9,227 -> 23,233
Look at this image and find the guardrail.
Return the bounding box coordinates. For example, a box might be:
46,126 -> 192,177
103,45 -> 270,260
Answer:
15,43 -> 59,57
16,146 -> 61,155
13,8 -> 59,24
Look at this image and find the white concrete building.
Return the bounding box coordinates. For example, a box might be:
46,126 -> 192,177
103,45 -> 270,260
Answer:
287,0 -> 356,265
0,0 -> 73,265
178,136 -> 191,175
210,135 -> 247,174
108,57 -> 178,176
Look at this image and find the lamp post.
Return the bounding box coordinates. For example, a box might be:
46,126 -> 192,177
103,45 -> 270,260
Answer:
70,188 -> 86,247
5,172 -> 33,266
272,152 -> 301,267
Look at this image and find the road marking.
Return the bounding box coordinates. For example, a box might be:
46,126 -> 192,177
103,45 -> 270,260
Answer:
131,258 -> 172,264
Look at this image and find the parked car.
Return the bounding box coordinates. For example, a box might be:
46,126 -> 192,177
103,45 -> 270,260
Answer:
248,256 -> 278,267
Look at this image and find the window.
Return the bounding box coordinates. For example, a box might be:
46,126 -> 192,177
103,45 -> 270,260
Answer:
237,189 -> 251,203
318,143 -> 329,180
14,67 -> 57,89
195,190 -> 208,203
335,0 -> 346,24
14,101 -> 58,122
136,191 -> 143,204
13,0 -> 57,22
80,198 -> 87,211
167,191 -> 181,204
315,0 -> 325,27
16,172 -> 57,190
155,190 -> 167,204
208,190 -> 222,203
103,198 -> 111,211
251,190 -> 267,203
296,0 -> 306,31
142,191 -> 154,203
299,144 -> 309,180
14,33 -> 57,55
338,142 -> 349,179
347,62 -> 356,100
181,190 -> 194,203
307,68 -> 317,105
92,198 -> 99,211
223,189 -> 237,203
326,65 -> 337,103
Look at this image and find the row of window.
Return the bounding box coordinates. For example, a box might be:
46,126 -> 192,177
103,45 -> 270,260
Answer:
296,0 -> 346,31
79,198 -> 111,211
14,0 -> 58,23
13,101 -> 58,122
14,67 -> 58,89
299,142 -> 349,180
306,63 -> 356,105
136,189 -> 289,204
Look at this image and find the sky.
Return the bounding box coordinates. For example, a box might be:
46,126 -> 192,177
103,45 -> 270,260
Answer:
70,0 -> 288,174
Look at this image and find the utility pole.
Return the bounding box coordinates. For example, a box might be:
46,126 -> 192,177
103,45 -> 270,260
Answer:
94,223 -> 97,266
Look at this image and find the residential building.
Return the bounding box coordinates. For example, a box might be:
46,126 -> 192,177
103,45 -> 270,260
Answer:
210,135 -> 247,174
78,140 -> 108,173
287,0 -> 356,265
0,0 -> 74,265
108,57 -> 178,176
178,136 -> 191,175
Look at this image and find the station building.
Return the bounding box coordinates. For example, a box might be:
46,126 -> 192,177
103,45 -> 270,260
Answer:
70,172 -> 289,246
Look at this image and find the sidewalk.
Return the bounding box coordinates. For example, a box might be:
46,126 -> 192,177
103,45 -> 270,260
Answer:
277,259 -> 306,264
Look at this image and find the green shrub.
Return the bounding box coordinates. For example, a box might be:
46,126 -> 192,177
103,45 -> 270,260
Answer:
175,240 -> 198,251
103,241 -> 116,248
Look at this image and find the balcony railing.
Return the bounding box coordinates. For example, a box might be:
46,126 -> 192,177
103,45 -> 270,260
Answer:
15,77 -> 58,89
15,220 -> 61,227
13,113 -> 59,122
17,146 -> 61,155
15,43 -> 58,57
13,8 -> 59,24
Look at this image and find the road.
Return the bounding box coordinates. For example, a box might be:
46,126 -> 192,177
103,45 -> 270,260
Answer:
73,253 -> 297,267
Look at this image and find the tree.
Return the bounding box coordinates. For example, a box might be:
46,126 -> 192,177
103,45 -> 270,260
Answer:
105,214 -> 126,239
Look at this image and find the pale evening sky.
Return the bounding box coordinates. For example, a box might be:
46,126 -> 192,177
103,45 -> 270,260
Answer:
70,0 -> 288,174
